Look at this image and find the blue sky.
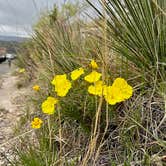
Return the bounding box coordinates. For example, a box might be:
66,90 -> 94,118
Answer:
0,0 -> 68,37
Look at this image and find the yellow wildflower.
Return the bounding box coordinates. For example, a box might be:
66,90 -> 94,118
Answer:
103,86 -> 124,105
33,85 -> 40,91
88,81 -> 103,96
112,78 -> 133,100
19,68 -> 25,73
31,117 -> 43,129
42,97 -> 58,114
90,59 -> 98,69
84,71 -> 101,83
51,74 -> 72,97
71,68 -> 84,80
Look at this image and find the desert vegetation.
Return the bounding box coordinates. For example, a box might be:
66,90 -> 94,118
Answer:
12,0 -> 166,165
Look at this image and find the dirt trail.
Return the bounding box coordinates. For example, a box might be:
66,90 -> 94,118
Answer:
0,73 -> 18,112
0,72 -> 26,165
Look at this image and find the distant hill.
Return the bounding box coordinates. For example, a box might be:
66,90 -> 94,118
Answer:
0,35 -> 30,54
0,35 -> 29,42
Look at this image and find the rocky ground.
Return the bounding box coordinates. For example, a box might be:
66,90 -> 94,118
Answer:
0,72 -> 27,165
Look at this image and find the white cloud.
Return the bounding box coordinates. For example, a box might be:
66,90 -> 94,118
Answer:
0,0 -> 62,37
0,25 -> 32,37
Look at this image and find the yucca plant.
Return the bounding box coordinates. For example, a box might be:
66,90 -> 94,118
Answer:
87,0 -> 166,84
84,1 -> 166,164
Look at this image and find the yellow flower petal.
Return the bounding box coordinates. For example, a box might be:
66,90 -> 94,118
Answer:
103,86 -> 124,105
112,78 -> 133,100
56,83 -> 71,97
51,74 -> 67,86
71,68 -> 84,80
84,71 -> 101,83
88,81 -> 103,96
19,68 -> 25,73
41,97 -> 58,114
90,60 -> 98,69
51,74 -> 72,97
33,85 -> 40,91
31,117 -> 43,129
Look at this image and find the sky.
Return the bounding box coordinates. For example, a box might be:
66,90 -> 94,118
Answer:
0,0 -> 67,37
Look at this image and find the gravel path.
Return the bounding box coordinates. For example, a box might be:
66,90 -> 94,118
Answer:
0,72 -> 26,165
